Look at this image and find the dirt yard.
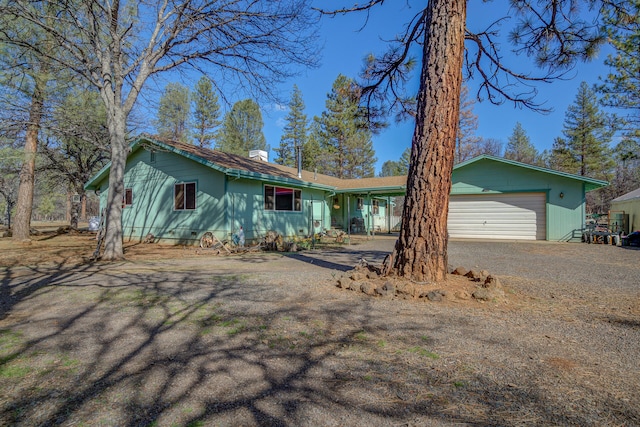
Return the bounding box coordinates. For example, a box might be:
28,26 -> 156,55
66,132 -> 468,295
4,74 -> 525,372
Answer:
1,230 -> 639,426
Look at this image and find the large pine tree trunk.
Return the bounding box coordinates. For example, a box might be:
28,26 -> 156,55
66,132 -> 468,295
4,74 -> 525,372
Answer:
13,80 -> 46,241
385,0 -> 466,282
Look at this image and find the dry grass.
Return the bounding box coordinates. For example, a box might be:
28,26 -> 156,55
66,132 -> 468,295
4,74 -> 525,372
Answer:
1,230 -> 639,426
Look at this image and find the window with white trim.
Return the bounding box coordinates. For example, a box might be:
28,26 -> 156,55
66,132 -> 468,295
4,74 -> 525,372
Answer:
174,182 -> 196,210
264,185 -> 301,211
372,199 -> 380,215
356,197 -> 364,211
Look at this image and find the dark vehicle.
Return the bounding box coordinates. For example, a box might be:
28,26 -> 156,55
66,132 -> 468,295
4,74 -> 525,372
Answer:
625,231 -> 640,246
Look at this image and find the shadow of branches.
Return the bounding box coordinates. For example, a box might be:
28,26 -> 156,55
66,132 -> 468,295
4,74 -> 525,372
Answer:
0,252 -> 638,426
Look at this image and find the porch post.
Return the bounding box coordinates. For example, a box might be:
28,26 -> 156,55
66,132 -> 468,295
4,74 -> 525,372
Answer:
347,195 -> 351,245
387,196 -> 391,234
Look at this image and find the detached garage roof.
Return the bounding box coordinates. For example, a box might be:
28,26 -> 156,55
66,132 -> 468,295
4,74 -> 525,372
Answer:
611,187 -> 640,202
454,155 -> 608,192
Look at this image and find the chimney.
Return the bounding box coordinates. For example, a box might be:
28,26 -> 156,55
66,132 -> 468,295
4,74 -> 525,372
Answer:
249,150 -> 268,162
296,145 -> 302,179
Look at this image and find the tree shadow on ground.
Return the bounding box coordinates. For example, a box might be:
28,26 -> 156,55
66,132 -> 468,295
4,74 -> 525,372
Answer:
0,262 -> 638,426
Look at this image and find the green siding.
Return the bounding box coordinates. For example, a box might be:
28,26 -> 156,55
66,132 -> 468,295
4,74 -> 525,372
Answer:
96,147 -> 332,244
231,179 -> 330,240
451,159 -> 587,241
610,199 -> 640,232
117,148 -> 227,243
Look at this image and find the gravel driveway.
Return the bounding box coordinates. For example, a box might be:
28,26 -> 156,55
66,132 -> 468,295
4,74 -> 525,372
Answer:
1,237 -> 638,426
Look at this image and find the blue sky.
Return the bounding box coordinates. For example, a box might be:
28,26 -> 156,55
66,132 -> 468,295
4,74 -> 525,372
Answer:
150,0 -> 612,175
257,0 -> 613,174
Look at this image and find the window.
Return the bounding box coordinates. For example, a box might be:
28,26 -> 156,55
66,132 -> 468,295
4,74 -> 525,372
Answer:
356,197 -> 364,211
150,150 -> 156,163
264,185 -> 301,211
122,188 -> 133,207
174,182 -> 196,210
372,199 -> 380,215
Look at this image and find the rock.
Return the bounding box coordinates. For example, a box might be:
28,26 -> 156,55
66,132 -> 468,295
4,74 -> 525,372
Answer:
337,277 -> 352,289
452,266 -> 467,276
396,282 -> 417,298
360,282 -> 376,296
347,281 -> 360,291
350,272 -> 366,281
473,285 -> 505,301
465,269 -> 482,282
366,270 -> 379,280
472,288 -> 493,301
454,290 -> 471,300
480,269 -> 490,279
426,291 -> 444,302
383,281 -> 396,294
484,275 -> 501,288
375,281 -> 396,297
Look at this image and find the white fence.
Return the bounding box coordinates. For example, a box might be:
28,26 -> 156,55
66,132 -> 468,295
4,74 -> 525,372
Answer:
371,215 -> 402,232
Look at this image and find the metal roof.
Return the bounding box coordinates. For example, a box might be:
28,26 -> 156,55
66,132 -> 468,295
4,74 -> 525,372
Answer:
611,187 -> 640,202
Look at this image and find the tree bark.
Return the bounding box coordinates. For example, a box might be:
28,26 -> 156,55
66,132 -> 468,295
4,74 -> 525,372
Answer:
13,79 -> 46,241
101,106 -> 127,261
66,191 -> 72,223
386,0 -> 466,282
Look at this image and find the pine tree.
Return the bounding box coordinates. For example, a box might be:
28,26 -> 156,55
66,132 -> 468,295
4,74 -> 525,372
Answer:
504,122 -> 539,164
597,0 -> 640,143
302,122 -> 322,171
157,82 -> 191,143
549,137 -> 577,172
318,1 -> 602,282
274,85 -> 308,168
192,76 -> 221,148
312,74 -> 376,178
380,147 -> 410,177
216,99 -> 267,156
555,81 -> 614,179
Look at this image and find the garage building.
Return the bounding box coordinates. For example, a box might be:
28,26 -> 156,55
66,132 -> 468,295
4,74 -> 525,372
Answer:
449,156 -> 608,241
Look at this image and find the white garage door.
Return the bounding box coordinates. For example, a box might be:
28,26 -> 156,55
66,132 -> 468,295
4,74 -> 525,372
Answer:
448,193 -> 546,240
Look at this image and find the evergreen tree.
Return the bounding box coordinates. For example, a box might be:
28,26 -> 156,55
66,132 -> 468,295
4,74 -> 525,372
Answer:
549,137 -> 577,172
157,82 -> 191,143
597,0 -> 640,143
274,85 -> 308,167
319,1 -> 602,282
216,99 -> 267,156
380,147 -> 410,177
192,76 -> 221,148
504,122 -> 539,164
312,74 -> 376,178
554,81 -> 614,178
302,120 -> 322,171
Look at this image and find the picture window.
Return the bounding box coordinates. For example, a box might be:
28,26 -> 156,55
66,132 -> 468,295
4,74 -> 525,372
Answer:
264,185 -> 301,211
